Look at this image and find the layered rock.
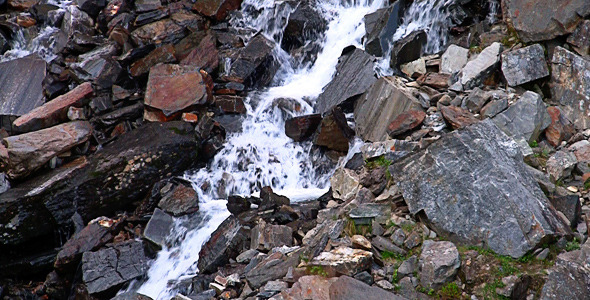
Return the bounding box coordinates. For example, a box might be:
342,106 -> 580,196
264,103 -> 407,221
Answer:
492,91 -> 551,144
198,215 -> 248,273
501,44 -> 549,86
390,120 -> 571,258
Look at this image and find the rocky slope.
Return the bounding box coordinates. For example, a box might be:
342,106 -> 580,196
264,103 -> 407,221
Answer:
0,0 -> 589,299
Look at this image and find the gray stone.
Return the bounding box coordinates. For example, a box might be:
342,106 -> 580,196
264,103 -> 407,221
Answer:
315,48 -> 376,114
329,275 -> 406,300
503,0 -> 590,42
82,240 -> 147,295
236,249 -> 260,264
540,240 -> 590,299
441,44 -> 469,74
224,34 -> 279,88
551,47 -> 590,130
464,87 -> 491,113
548,195 -> 582,227
354,271 -> 373,285
143,208 -> 174,248
459,42 -> 502,90
391,228 -> 406,246
0,55 -> 46,120
480,98 -> 508,118
567,20 -> 590,56
418,240 -> 460,289
389,30 -> 427,67
250,220 -> 293,252
302,219 -> 345,259
501,44 -> 549,86
535,248 -> 550,260
364,2 -> 406,57
372,236 -> 406,255
71,56 -> 122,89
61,5 -> 94,38
354,76 -> 422,142
245,249 -> 301,289
546,151 -> 578,181
330,168 -> 361,202
198,215 -> 248,274
307,247 -> 373,277
390,120 -> 571,258
398,255 -> 418,278
493,91 -> 551,143
54,222 -> 113,272
157,181 -> 199,216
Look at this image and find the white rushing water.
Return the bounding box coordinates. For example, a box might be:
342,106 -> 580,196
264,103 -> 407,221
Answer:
134,0 -> 385,298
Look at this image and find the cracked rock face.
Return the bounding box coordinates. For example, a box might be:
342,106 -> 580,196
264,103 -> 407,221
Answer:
390,120 -> 571,258
81,240 -> 147,295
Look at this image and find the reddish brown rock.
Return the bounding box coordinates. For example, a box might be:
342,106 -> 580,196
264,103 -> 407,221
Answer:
573,143 -> 590,162
192,0 -> 242,21
285,114 -> 322,142
131,18 -> 185,46
145,64 -> 211,116
281,276 -> 338,300
417,72 -> 451,89
313,108 -> 354,153
16,15 -> 36,27
386,110 -> 426,137
129,44 -> 177,77
8,0 -> 38,10
545,106 -> 575,147
182,112 -> 199,123
215,95 -> 246,114
54,222 -> 114,272
440,106 -> 479,129
179,33 -> 218,72
0,121 -> 93,180
14,82 -> 94,132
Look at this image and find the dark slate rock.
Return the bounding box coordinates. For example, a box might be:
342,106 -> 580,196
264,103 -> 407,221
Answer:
143,208 -> 174,248
312,107 -> 355,153
501,44 -> 549,86
197,215 -> 248,274
389,30 -> 426,67
567,20 -> 590,56
315,48 -> 376,114
540,240 -> 590,299
285,114 -> 322,142
329,276 -> 406,300
227,195 -> 251,215
389,120 -> 571,258
71,56 -> 122,89
224,34 -> 278,88
492,91 -> 551,144
81,240 -> 147,296
364,1 -> 406,57
75,0 -> 107,17
245,248 -> 302,289
282,1 -> 327,52
548,195 -> 581,228
54,222 -> 113,272
550,46 -> 590,130
0,55 -> 46,120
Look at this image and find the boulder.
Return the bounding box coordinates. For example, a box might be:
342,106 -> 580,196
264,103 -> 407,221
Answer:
441,44 -> 468,74
192,0 -> 242,21
548,195 -> 581,228
226,195 -> 251,215
224,34 -> 278,88
459,42 -> 502,90
75,0 -> 107,17
14,82 -> 94,132
389,120 -> 571,258
0,55 -> 46,125
550,47 -> 590,130
386,110 -> 426,137
363,1 -> 406,57
540,240 -> 590,299
0,122 -> 198,247
54,222 -> 113,272
177,31 -> 218,73
330,167 -> 361,202
302,219 -> 345,259
282,2 -> 327,52
501,44 -> 549,86
71,56 -> 122,89
145,64 -> 211,117
82,240 -> 147,296
503,0 -> 590,42
61,5 -> 95,38
389,31 -> 427,67
158,181 -> 199,216
135,0 -> 161,12
250,220 -> 293,252
493,91 -> 551,144
245,248 -> 301,289
329,276 -> 406,300
546,150 -> 577,182
567,20 -> 590,56
198,215 -> 248,273
129,44 -> 177,77
464,87 -> 491,113
480,98 -> 508,118
143,208 -> 174,247
312,107 -> 354,153
259,186 -> 290,210
440,105 -> 478,129
416,72 -> 450,89
354,77 -> 422,142
131,18 -> 186,46
285,114 -> 322,142
545,106 -> 575,147
306,246 -> 372,277
418,240 -> 460,289
0,121 -> 92,180
315,48 -> 376,114
371,236 -> 406,255
280,275 -> 337,300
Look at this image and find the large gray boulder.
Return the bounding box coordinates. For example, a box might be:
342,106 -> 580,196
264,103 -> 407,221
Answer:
315,48 -> 376,114
551,47 -> 590,130
501,44 -> 549,86
354,77 -> 422,142
540,240 -> 590,299
82,240 -> 147,296
458,42 -> 502,90
389,120 -> 571,258
493,91 -> 551,144
503,0 -> 590,42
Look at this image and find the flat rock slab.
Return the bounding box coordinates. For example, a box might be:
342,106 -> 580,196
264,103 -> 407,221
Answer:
198,215 -> 248,274
315,48 -> 376,114
143,208 -> 174,248
145,64 -> 209,116
551,47 -> 590,130
306,246 -> 373,277
82,240 -> 147,295
493,91 -> 551,144
0,55 -> 46,118
501,44 -> 549,86
1,121 -> 93,180
390,120 -> 571,258
419,240 -> 460,289
192,0 -> 242,21
14,82 -> 94,132
503,0 -> 590,42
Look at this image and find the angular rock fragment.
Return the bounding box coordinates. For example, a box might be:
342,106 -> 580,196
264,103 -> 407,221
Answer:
567,20 -> 590,56
440,105 -> 478,129
129,44 -> 177,77
315,48 -> 376,114
386,110 -> 426,137
551,47 -> 590,130
143,208 -> 174,248
282,1 -> 327,52
198,215 -> 248,273
329,275 -> 406,300
224,34 -> 278,88
540,240 -> 590,299
245,248 -> 301,289
546,151 -> 577,182
158,181 -> 199,216
416,72 -> 450,89
131,18 -> 185,46
61,5 -> 95,38
0,121 -> 92,180
501,44 -> 549,86
459,42 -> 502,90
418,240 -> 460,289
71,56 -> 122,89
215,95 -> 246,114
354,77 -> 422,142
390,120 -> 571,258
441,44 -> 468,74
192,0 -> 242,21
250,220 -> 293,252
545,106 -> 575,147
390,30 -> 426,67
285,114 -> 322,142
306,247 -> 372,277
313,107 -> 354,153
363,1 -> 406,57
493,91 -> 550,144
54,222 -> 113,272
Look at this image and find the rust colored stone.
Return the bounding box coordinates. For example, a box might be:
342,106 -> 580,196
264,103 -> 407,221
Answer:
180,33 -> 218,72
440,105 -> 479,129
192,0 -> 242,21
215,95 -> 246,114
545,106 -> 574,147
182,112 -> 199,123
417,72 -> 451,89
387,110 -> 426,137
130,44 -> 177,77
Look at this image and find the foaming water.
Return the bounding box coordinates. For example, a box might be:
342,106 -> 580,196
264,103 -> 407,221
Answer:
134,0 -> 385,298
